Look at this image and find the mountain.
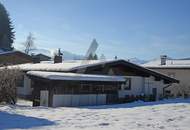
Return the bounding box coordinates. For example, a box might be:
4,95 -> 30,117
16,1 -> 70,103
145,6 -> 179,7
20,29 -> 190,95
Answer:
61,51 -> 84,60
128,58 -> 147,65
29,49 -> 84,60
30,49 -> 51,56
26,49 -> 148,63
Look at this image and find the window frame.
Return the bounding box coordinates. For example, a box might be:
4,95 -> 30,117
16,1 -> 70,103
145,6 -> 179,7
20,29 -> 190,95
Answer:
121,78 -> 131,90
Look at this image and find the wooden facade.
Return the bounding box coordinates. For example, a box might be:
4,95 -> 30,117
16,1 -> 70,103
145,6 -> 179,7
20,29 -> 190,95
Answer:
71,60 -> 179,84
30,76 -> 123,107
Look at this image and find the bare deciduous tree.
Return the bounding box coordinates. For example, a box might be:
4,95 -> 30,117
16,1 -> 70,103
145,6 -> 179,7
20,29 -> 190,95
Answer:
22,32 -> 35,55
170,83 -> 190,98
0,68 -> 22,104
178,83 -> 190,98
100,54 -> 106,60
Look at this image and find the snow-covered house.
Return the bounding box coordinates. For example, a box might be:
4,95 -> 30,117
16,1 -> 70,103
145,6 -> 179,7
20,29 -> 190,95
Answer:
0,50 -> 33,66
143,55 -> 190,97
9,59 -> 178,107
32,53 -> 51,63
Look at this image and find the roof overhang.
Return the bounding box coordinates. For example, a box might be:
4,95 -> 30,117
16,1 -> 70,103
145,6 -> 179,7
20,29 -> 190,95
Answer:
70,60 -> 179,84
27,71 -> 126,82
5,59 -> 179,84
146,66 -> 190,69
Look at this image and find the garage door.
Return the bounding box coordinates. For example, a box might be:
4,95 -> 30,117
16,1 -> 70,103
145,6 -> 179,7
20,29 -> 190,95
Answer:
53,94 -> 106,107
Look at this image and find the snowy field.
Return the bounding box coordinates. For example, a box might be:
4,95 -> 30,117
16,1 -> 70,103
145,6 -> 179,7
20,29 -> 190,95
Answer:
0,99 -> 190,130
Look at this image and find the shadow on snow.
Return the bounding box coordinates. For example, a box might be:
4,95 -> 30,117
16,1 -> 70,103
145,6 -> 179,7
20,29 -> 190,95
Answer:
81,98 -> 190,109
0,111 -> 55,130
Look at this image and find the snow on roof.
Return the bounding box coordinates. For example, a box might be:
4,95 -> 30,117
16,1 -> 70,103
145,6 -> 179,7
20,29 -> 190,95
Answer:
27,71 -> 126,82
0,50 -> 31,57
143,59 -> 190,68
5,59 -> 178,83
6,60 -> 116,72
0,50 -> 16,55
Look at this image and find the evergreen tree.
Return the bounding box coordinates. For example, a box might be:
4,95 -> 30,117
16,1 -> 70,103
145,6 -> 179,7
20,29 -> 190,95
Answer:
0,2 -> 14,51
100,54 -> 106,60
87,53 -> 98,60
87,53 -> 94,60
93,54 -> 98,60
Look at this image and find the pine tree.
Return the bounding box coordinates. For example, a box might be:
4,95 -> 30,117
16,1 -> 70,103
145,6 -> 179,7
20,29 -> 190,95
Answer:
0,2 -> 14,51
87,53 -> 98,60
100,54 -> 106,60
93,54 -> 98,60
87,53 -> 94,60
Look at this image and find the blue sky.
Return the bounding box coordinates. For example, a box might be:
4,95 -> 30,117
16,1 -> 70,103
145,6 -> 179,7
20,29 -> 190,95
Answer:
1,0 -> 190,60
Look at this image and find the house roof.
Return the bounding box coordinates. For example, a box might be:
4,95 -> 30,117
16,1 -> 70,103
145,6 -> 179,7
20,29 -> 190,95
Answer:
0,50 -> 33,59
143,58 -> 190,69
33,53 -> 51,59
0,50 -> 23,55
6,59 -> 179,83
27,71 -> 126,82
6,60 -> 107,72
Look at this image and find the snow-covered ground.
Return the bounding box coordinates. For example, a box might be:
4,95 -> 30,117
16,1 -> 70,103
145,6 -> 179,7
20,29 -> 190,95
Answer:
0,99 -> 190,130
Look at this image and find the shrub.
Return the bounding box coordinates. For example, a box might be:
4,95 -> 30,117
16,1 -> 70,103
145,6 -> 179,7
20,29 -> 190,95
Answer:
0,68 -> 22,104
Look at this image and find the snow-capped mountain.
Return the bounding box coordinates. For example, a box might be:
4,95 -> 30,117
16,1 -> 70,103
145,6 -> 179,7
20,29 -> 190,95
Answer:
128,58 -> 147,65
30,49 -> 84,60
62,51 -> 84,60
28,49 -> 148,63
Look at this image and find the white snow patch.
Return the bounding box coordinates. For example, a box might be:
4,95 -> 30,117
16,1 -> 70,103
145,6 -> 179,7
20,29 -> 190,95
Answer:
5,60 -> 115,72
0,98 -> 190,130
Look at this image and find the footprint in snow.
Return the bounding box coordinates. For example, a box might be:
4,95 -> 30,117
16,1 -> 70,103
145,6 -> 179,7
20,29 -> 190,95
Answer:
99,123 -> 109,126
167,118 -> 175,122
158,126 -> 165,129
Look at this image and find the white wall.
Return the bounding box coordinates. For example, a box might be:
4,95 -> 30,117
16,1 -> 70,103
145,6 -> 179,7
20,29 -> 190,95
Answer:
118,76 -> 165,99
17,74 -> 33,96
52,94 -> 106,107
144,76 -> 165,99
150,68 -> 190,96
118,76 -> 144,98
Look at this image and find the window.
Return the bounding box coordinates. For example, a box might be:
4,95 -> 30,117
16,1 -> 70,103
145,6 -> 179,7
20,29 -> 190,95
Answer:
121,78 -> 131,90
17,75 -> 24,87
108,69 -> 114,75
80,84 -> 92,93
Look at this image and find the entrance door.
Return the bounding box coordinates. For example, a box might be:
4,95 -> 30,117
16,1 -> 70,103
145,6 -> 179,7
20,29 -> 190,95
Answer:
40,90 -> 49,107
152,88 -> 157,101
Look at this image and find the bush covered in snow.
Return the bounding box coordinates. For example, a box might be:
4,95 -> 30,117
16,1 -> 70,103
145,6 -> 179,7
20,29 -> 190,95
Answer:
0,68 -> 22,104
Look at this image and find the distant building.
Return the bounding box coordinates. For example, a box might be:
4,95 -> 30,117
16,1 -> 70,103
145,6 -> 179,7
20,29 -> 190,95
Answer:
143,55 -> 190,97
32,53 -> 51,63
0,51 -> 33,66
7,59 -> 178,107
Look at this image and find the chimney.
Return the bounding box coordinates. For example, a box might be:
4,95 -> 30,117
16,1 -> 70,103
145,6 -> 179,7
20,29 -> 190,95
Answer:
54,55 -> 62,63
114,56 -> 118,60
54,48 -> 63,63
160,55 -> 167,65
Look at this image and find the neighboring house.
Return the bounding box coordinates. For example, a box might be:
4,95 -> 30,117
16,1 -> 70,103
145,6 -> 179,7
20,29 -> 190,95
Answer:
143,55 -> 190,97
32,53 -> 51,63
0,51 -> 33,66
8,59 -> 178,107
